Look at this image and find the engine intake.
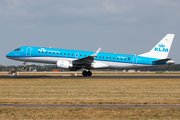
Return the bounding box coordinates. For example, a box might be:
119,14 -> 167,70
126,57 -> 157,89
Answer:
56,60 -> 72,69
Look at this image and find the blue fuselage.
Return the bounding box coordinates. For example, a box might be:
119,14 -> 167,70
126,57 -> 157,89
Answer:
6,46 -> 166,70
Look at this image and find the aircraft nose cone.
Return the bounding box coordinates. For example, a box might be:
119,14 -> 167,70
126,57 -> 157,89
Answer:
6,52 -> 13,58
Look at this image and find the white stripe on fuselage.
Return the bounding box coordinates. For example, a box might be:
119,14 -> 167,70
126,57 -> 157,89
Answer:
8,56 -> 152,70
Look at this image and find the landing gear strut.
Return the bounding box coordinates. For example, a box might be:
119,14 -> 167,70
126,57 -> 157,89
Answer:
22,62 -> 26,70
82,70 -> 92,77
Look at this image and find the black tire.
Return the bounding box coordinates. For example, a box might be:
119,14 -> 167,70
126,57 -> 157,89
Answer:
82,71 -> 87,77
22,67 -> 26,70
87,71 -> 92,76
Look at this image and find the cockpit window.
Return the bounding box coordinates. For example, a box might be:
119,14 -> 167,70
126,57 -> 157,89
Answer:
14,48 -> 20,51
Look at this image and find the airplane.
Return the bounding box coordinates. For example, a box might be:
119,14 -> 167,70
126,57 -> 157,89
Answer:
6,34 -> 175,76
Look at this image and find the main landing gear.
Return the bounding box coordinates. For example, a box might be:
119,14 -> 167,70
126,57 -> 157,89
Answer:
82,70 -> 92,77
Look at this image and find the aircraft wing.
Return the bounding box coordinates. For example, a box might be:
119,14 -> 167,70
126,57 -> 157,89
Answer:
72,48 -> 101,66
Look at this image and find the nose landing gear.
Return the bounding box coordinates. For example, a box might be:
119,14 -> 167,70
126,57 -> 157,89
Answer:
22,62 -> 26,70
82,70 -> 92,77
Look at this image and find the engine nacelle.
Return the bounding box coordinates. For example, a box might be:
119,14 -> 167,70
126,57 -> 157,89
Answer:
167,60 -> 175,65
56,60 -> 72,69
91,62 -> 109,68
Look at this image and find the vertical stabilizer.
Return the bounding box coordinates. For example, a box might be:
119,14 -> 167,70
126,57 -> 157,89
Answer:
139,34 -> 175,59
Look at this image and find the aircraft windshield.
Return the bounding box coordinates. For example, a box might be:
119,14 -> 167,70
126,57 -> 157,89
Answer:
14,48 -> 20,51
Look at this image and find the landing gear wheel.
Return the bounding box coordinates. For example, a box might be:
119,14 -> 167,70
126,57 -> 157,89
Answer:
87,71 -> 92,76
82,71 -> 87,77
82,71 -> 92,77
22,66 -> 26,70
22,61 -> 26,70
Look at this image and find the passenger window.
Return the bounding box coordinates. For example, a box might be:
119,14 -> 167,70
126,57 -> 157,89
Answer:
64,53 -> 66,55
113,58 -> 115,59
38,51 -> 40,53
46,52 -> 47,54
106,57 -> 108,59
99,56 -> 101,58
80,55 -> 82,56
84,55 -> 86,57
117,58 -> 119,60
68,54 -> 69,55
102,57 -> 104,58
72,54 -> 73,56
128,57 -> 130,61
109,57 -> 111,59
121,58 -> 122,60
53,52 -> 55,54
60,53 -> 62,55
124,58 -> 126,60
57,53 -> 58,54
42,52 -> 44,53
49,52 -> 51,54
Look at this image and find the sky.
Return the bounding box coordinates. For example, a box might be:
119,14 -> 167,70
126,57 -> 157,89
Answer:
0,0 -> 180,65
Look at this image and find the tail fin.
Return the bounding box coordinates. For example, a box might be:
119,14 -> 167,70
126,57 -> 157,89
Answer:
139,34 -> 175,59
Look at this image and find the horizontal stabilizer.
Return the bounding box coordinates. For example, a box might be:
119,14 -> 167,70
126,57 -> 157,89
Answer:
153,58 -> 171,63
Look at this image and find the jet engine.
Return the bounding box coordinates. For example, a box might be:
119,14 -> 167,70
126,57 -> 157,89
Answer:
91,62 -> 109,68
167,60 -> 175,65
56,60 -> 72,69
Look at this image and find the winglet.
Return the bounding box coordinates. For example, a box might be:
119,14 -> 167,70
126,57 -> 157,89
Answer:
91,48 -> 101,57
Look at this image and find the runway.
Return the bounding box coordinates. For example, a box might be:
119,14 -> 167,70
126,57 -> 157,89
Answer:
1,104 -> 180,108
0,75 -> 180,79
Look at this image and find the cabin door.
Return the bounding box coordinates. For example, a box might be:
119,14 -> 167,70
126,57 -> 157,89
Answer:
26,47 -> 33,57
132,55 -> 138,66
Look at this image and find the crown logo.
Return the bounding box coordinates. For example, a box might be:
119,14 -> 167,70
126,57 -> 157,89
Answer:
38,48 -> 47,52
158,44 -> 165,48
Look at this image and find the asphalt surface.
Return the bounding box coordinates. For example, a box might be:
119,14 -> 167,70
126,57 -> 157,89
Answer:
0,104 -> 180,108
0,75 -> 180,79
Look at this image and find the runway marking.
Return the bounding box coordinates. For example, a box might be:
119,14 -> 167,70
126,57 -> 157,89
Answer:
1,104 -> 180,108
